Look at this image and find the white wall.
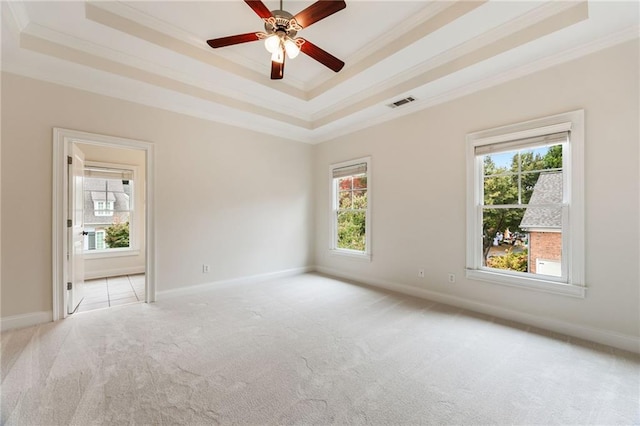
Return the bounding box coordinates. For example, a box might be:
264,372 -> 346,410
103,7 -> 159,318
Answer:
1,39 -> 638,349
1,72 -> 314,318
314,40 -> 639,341
76,143 -> 146,279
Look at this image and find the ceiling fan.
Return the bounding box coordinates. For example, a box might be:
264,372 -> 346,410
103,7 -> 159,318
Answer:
207,0 -> 346,80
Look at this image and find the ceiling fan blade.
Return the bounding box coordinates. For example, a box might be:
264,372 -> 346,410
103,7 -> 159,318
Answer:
293,0 -> 346,28
244,0 -> 273,19
299,38 -> 344,72
207,33 -> 261,48
271,58 -> 285,80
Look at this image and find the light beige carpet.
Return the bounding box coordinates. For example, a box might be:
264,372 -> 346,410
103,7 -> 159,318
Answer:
2,273 -> 638,425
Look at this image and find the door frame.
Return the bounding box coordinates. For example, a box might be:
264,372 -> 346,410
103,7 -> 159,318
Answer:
52,128 -> 156,320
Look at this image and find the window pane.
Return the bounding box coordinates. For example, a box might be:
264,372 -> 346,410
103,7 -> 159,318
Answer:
482,208 -> 527,269
338,191 -> 352,209
338,177 -> 352,191
522,171 -> 563,205
520,171 -> 539,204
483,175 -> 518,205
353,175 -> 367,189
520,144 -> 563,171
483,207 -> 563,277
337,211 -> 366,251
483,152 -> 512,175
96,231 -> 106,250
352,190 -> 367,209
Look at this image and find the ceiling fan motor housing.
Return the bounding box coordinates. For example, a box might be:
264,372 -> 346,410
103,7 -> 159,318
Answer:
264,10 -> 298,37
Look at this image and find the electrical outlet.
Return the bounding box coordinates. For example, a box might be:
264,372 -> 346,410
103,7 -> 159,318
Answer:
203,264 -> 210,273
418,268 -> 425,278
448,273 -> 456,283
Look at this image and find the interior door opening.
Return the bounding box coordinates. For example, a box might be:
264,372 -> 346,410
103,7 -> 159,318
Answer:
70,142 -> 147,314
52,128 -> 155,321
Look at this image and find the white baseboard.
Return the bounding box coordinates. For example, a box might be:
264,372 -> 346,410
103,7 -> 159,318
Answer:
157,266 -> 314,300
315,266 -> 640,354
1,310 -> 52,332
84,266 -> 146,280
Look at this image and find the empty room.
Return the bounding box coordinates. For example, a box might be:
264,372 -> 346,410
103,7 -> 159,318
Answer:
1,0 -> 639,424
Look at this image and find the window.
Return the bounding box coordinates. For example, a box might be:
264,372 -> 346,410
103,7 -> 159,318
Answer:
95,230 -> 106,250
83,163 -> 135,253
466,111 -> 584,297
330,157 -> 371,260
94,200 -> 114,216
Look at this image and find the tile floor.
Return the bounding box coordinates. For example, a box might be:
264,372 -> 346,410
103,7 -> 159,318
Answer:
76,274 -> 145,313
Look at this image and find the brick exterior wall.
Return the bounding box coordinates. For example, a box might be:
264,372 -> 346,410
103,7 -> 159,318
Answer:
529,232 -> 562,274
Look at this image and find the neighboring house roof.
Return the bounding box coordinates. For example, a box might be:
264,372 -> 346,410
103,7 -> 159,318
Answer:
84,177 -> 131,226
520,171 -> 562,230
91,191 -> 116,202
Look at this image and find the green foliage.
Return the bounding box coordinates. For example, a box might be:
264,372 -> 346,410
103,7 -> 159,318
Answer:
104,221 -> 129,248
337,181 -> 367,251
338,211 -> 366,251
544,145 -> 563,169
487,249 -> 528,272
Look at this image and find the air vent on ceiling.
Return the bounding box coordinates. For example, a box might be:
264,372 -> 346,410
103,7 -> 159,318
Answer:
388,96 -> 416,108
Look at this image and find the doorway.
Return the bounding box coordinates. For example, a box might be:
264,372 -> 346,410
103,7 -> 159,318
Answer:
52,128 -> 155,321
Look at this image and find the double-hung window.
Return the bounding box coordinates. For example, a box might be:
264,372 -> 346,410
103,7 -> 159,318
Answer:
330,157 -> 371,260
83,162 -> 136,254
466,110 -> 584,297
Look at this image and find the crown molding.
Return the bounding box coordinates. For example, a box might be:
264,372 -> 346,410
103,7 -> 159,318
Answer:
308,26 -> 639,144
18,23 -> 311,127
311,1 -> 589,128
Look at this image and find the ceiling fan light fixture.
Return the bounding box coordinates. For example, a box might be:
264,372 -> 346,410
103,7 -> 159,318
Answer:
207,0 -> 347,79
264,34 -> 280,53
284,37 -> 300,58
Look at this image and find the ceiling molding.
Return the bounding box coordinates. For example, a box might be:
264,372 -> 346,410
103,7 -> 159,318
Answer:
85,1 -> 488,102
2,1 -> 637,145
311,1 -> 589,128
309,25 -> 639,144
85,1 -> 308,100
307,0 -> 487,100
18,27 -> 310,129
17,21 -> 311,122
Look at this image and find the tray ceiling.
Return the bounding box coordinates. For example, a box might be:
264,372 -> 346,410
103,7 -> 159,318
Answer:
2,1 -> 638,143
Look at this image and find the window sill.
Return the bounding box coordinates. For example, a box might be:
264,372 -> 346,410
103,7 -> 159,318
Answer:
84,249 -> 141,260
466,269 -> 585,298
329,249 -> 372,262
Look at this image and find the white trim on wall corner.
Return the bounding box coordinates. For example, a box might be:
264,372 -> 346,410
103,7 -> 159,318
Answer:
314,266 -> 640,354
157,266 -> 314,300
1,311 -> 52,332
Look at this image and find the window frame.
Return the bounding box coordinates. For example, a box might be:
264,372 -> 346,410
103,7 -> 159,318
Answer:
83,160 -> 139,258
329,156 -> 372,261
466,110 -> 585,297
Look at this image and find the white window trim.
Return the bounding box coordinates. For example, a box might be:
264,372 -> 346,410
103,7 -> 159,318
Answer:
84,160 -> 138,256
329,156 -> 372,261
84,248 -> 141,259
465,110 -> 585,298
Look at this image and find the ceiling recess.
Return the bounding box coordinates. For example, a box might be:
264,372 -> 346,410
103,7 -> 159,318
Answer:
388,96 -> 416,108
